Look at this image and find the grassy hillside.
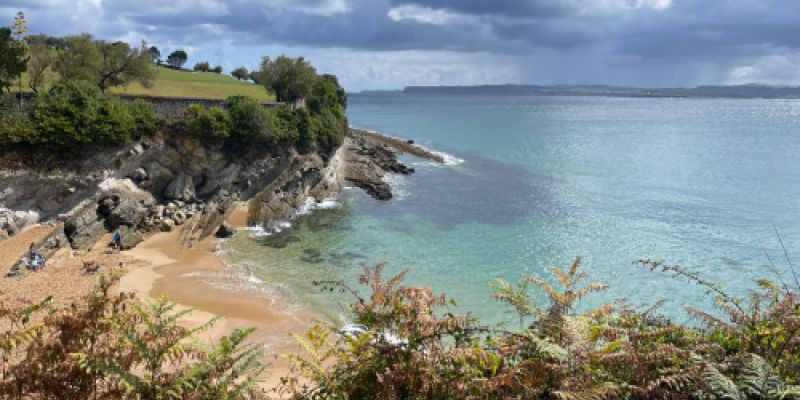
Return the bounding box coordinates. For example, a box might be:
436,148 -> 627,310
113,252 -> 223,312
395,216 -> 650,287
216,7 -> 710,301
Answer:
111,67 -> 274,100
15,66 -> 274,101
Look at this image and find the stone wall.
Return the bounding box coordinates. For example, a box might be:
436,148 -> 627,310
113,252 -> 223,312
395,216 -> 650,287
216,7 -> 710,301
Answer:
13,93 -> 281,118
116,94 -> 281,118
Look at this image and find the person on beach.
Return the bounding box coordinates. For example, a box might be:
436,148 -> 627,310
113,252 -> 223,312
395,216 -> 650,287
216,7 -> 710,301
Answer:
113,231 -> 123,252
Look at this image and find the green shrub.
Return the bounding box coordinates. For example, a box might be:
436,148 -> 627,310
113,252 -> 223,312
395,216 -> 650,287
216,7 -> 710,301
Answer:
127,99 -> 162,137
223,95 -> 274,149
307,74 -> 347,119
27,81 -> 136,152
184,104 -> 232,140
271,106 -> 301,144
0,109 -> 33,146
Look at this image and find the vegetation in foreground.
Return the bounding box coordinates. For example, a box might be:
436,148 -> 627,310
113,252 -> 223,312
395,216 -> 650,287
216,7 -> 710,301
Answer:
0,274 -> 266,399
2,256 -> 799,399
282,259 -> 800,400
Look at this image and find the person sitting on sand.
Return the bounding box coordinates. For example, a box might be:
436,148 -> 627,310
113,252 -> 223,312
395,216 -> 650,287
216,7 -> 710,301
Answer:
34,254 -> 46,271
113,231 -> 123,252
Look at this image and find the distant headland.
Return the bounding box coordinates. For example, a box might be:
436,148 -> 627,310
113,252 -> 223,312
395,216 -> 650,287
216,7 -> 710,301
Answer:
394,84 -> 800,99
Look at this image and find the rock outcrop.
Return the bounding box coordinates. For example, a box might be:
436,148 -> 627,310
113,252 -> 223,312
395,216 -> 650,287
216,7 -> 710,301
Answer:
0,128 -> 443,267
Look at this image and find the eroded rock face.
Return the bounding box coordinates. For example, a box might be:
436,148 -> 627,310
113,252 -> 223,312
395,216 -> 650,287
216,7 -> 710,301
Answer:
63,180 -> 155,250
0,128 -> 427,256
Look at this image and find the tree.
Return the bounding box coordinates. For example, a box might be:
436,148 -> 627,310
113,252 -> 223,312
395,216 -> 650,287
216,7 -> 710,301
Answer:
0,27 -> 26,93
26,34 -> 67,50
147,45 -> 160,63
26,43 -> 57,93
248,69 -> 264,85
193,61 -> 210,72
54,34 -> 101,83
55,37 -> 155,92
258,55 -> 317,105
308,74 -> 347,117
11,11 -> 27,101
231,66 -> 248,81
211,65 -> 222,74
166,50 -> 187,69
96,41 -> 155,92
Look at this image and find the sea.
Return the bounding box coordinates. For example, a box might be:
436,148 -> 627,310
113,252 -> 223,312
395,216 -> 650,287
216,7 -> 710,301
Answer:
219,93 -> 800,326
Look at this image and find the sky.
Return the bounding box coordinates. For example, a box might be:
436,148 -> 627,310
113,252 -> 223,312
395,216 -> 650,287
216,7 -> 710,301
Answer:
1,0 -> 800,91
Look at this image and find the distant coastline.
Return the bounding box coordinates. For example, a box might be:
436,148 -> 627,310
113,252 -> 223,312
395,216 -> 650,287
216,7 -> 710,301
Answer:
354,84 -> 800,99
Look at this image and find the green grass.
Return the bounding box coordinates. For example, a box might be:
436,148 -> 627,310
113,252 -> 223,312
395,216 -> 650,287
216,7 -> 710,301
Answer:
15,66 -> 275,101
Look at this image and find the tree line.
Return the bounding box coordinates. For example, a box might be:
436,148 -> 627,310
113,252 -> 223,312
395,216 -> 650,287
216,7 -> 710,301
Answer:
0,12 -> 348,156
0,11 -> 334,108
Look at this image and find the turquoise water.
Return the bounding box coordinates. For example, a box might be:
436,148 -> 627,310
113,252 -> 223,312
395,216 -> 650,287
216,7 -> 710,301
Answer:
223,94 -> 800,325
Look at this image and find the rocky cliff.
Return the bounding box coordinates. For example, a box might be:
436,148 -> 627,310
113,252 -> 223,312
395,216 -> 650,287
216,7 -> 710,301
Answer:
0,129 -> 435,275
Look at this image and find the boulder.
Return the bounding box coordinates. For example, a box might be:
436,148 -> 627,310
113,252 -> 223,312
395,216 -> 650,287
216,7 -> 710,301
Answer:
172,210 -> 186,225
131,167 -> 148,181
42,231 -> 69,250
215,223 -> 235,238
64,203 -> 107,250
160,219 -> 175,232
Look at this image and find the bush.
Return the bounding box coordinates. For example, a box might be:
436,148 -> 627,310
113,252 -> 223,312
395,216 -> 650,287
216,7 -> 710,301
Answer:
27,81 -> 137,152
0,109 -> 33,146
283,259 -> 800,399
0,275 -> 267,399
271,106 -> 301,144
307,74 -> 347,119
127,99 -> 162,137
223,95 -> 274,149
184,104 -> 232,140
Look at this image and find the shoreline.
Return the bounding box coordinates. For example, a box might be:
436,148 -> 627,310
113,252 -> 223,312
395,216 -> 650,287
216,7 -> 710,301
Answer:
0,128 -> 450,389
119,201 -> 307,389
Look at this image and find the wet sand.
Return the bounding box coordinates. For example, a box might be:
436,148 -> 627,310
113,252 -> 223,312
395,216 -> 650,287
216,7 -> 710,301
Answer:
121,202 -> 306,389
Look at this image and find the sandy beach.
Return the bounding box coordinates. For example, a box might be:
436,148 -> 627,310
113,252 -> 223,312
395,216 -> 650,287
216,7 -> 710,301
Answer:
0,202 -> 306,391
121,202 -> 308,389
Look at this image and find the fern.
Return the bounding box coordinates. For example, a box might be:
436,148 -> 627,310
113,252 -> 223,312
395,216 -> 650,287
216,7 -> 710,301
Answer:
739,354 -> 786,399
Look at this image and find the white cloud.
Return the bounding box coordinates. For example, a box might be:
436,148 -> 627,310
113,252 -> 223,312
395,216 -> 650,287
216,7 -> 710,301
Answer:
256,0 -> 352,16
387,5 -> 478,26
574,0 -> 673,16
726,51 -> 800,86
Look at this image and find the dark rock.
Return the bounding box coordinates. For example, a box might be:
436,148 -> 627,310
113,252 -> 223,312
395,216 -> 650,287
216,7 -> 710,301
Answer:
64,202 -> 107,250
215,223 -> 235,238
348,178 -> 392,200
164,173 -> 196,201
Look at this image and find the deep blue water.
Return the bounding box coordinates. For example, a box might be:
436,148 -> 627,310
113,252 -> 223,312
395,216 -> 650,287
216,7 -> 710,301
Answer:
222,93 -> 800,325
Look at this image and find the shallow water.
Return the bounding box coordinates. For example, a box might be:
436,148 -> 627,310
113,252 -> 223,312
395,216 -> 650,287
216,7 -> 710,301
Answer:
222,94 -> 800,325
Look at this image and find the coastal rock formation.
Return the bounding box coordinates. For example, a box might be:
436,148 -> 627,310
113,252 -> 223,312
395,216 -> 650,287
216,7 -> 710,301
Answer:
0,128 -> 442,270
